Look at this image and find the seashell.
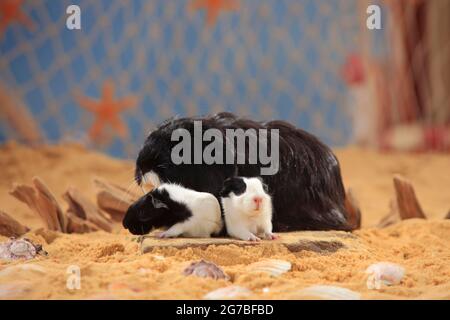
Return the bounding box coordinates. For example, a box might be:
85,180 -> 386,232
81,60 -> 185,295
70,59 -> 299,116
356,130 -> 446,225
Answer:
204,286 -> 252,300
183,260 -> 230,280
247,259 -> 291,276
296,285 -> 361,300
10,240 -> 36,257
0,238 -> 44,260
365,262 -> 405,290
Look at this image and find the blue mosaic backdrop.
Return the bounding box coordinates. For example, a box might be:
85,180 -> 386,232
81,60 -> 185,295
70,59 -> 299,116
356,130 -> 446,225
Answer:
0,0 -> 366,158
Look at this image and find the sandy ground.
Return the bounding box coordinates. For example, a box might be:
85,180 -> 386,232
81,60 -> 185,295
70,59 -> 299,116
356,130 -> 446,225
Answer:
0,142 -> 449,299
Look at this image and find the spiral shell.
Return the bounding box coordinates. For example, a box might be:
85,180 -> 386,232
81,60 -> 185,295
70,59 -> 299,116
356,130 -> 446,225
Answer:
204,286 -> 252,300
183,260 -> 230,280
247,259 -> 291,276
365,262 -> 405,290
296,285 -> 361,300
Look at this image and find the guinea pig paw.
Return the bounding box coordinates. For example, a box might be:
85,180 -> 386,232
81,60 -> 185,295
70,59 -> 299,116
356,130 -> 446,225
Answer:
157,231 -> 171,239
264,233 -> 279,240
247,234 -> 261,242
135,235 -> 148,244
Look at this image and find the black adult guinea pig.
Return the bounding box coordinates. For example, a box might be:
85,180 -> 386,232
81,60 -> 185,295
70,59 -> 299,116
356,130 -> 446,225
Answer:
131,112 -> 353,232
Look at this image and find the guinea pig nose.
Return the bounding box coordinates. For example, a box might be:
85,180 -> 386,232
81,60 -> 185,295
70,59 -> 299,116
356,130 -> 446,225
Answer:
253,197 -> 262,203
253,196 -> 263,209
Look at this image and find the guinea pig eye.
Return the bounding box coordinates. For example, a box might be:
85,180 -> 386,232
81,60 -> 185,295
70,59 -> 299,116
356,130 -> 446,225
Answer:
262,182 -> 269,193
151,197 -> 168,209
137,210 -> 152,222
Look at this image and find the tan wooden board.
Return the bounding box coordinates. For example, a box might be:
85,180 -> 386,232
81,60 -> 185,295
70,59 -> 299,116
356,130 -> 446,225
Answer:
139,230 -> 362,254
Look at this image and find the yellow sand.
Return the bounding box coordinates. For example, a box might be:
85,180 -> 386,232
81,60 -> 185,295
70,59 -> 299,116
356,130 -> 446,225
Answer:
0,142 -> 449,299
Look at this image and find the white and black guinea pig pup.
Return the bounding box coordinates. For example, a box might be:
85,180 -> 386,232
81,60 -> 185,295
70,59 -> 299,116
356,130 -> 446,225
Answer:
123,184 -> 222,238
220,177 -> 277,241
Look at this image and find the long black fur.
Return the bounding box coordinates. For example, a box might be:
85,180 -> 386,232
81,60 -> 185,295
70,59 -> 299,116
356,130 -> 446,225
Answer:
132,112 -> 352,232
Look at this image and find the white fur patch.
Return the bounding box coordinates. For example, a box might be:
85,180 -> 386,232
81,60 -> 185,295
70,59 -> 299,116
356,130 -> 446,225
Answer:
158,184 -> 223,238
142,171 -> 162,192
221,177 -> 274,241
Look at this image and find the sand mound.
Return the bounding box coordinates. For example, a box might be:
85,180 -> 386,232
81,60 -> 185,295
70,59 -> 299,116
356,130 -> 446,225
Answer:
0,142 -> 449,299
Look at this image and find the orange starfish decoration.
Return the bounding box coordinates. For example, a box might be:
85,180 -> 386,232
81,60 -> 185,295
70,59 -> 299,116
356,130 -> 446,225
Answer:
0,0 -> 35,36
76,80 -> 138,142
190,0 -> 239,26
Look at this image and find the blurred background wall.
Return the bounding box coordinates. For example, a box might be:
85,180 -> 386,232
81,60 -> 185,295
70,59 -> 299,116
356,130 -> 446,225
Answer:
0,0 -> 448,158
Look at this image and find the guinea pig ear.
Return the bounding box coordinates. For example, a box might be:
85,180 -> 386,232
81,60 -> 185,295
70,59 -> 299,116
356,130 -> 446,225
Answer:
220,177 -> 246,197
219,178 -> 235,197
151,196 -> 169,209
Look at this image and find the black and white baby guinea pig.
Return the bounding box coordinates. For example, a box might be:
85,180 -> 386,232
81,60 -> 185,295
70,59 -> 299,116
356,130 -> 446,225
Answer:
220,177 -> 278,241
123,183 -> 222,238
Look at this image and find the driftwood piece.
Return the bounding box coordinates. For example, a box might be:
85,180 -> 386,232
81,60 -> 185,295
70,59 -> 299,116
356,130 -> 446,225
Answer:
0,211 -> 30,237
63,187 -> 112,232
393,175 -> 426,220
377,200 -> 400,228
445,211 -> 450,219
345,188 -> 361,229
93,177 -> 139,221
66,213 -> 101,234
9,177 -> 115,234
9,177 -> 66,232
378,175 -> 427,228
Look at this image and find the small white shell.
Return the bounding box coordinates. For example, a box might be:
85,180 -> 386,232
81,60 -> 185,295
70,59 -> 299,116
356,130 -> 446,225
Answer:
365,262 -> 405,290
183,260 -> 230,280
9,240 -> 36,257
247,259 -> 291,276
204,286 -> 252,300
296,285 -> 361,300
0,238 -> 43,261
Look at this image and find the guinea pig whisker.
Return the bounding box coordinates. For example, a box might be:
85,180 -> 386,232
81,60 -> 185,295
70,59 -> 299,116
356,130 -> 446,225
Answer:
165,177 -> 173,184
124,167 -> 136,174
110,179 -> 141,212
127,179 -> 141,194
122,180 -> 136,196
